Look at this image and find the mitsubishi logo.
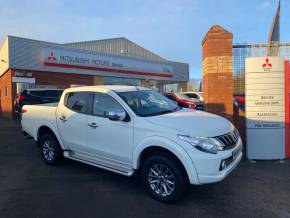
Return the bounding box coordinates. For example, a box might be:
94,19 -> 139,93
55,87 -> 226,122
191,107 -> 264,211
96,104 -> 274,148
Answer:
48,52 -> 56,61
262,58 -> 272,69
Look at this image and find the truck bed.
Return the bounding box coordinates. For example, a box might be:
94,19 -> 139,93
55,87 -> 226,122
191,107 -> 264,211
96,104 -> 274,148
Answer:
21,103 -> 58,140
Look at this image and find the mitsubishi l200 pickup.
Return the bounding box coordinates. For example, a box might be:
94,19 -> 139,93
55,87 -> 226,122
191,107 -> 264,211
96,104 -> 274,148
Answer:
21,85 -> 242,202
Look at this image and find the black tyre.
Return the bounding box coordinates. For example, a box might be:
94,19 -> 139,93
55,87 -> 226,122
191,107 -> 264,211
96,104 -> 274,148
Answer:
39,133 -> 63,165
141,154 -> 188,203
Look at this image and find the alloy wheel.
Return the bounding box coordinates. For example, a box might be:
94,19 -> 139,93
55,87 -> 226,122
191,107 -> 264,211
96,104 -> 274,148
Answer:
42,139 -> 55,161
147,163 -> 175,197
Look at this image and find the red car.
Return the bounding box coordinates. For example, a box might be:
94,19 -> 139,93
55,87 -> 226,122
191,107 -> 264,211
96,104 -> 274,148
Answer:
163,93 -> 197,109
234,94 -> 245,110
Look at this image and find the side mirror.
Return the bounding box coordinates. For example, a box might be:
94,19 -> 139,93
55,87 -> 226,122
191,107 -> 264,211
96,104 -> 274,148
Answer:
108,110 -> 126,121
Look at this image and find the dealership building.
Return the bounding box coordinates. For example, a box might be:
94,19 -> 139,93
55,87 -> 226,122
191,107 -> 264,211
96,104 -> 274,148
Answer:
0,36 -> 189,118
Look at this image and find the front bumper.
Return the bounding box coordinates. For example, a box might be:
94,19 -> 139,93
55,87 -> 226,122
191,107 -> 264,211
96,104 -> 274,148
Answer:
190,138 -> 243,184
198,151 -> 242,184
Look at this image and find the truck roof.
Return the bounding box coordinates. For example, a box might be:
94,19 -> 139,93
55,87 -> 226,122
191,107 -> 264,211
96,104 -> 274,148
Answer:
64,85 -> 151,93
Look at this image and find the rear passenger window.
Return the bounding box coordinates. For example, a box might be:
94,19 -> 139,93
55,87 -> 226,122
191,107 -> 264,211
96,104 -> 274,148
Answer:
66,92 -> 92,114
28,90 -> 63,99
188,93 -> 198,99
29,91 -> 46,98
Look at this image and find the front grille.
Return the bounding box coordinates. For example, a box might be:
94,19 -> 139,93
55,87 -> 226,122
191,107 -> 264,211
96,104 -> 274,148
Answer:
214,129 -> 239,150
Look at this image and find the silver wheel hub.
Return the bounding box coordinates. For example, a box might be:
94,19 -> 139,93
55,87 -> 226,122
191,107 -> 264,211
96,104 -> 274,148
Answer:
42,139 -> 55,161
148,163 -> 175,197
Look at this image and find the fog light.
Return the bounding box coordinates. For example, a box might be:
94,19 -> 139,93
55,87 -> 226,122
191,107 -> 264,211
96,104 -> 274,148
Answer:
220,160 -> 227,171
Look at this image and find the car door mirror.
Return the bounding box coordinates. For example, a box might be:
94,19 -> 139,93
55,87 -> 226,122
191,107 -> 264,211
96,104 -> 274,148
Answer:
108,110 -> 126,121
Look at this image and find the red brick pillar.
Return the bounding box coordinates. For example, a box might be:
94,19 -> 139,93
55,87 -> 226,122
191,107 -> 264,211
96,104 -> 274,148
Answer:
202,25 -> 233,120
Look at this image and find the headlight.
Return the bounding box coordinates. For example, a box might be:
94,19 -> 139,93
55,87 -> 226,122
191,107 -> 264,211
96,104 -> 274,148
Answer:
177,134 -> 223,154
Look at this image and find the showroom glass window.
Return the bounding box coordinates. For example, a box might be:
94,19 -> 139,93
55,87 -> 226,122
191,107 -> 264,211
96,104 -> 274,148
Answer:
104,77 -> 124,85
92,92 -> 123,117
104,77 -> 141,86
65,92 -> 92,114
124,78 -> 141,86
163,82 -> 179,93
148,80 -> 161,92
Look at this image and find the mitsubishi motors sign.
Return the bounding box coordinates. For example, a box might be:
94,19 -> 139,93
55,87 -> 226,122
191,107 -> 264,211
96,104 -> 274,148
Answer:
245,57 -> 288,160
43,48 -> 173,78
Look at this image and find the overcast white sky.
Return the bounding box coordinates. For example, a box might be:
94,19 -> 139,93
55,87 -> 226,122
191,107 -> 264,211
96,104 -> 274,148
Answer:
0,0 -> 288,79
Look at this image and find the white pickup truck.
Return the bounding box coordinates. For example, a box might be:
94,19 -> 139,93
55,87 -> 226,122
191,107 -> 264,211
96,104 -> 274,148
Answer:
21,85 -> 242,202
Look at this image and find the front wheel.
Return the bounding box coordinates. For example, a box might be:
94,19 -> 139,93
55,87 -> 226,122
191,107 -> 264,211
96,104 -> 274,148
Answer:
141,155 -> 188,202
39,133 -> 63,165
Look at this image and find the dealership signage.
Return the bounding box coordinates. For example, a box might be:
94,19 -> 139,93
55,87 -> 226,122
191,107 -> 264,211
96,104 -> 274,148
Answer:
245,57 -> 288,160
43,48 -> 173,77
12,77 -> 35,83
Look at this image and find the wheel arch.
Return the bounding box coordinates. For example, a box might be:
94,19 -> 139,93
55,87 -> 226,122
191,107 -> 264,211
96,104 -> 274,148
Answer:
133,137 -> 200,184
36,125 -> 64,149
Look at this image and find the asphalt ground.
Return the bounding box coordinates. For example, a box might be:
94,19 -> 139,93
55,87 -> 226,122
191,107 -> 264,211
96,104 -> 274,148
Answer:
0,118 -> 290,218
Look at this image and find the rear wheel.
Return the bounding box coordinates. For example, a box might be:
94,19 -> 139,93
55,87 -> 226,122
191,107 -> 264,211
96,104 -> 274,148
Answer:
39,133 -> 63,165
141,155 -> 187,202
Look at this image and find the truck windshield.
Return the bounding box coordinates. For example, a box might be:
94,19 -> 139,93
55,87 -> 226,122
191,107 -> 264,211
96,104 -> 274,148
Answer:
117,90 -> 181,117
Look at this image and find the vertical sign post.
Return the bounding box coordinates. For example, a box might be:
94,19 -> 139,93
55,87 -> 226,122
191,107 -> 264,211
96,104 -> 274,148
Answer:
285,61 -> 290,159
245,57 -> 286,160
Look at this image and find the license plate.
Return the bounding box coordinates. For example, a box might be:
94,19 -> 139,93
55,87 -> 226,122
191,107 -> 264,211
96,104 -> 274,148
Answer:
232,144 -> 242,160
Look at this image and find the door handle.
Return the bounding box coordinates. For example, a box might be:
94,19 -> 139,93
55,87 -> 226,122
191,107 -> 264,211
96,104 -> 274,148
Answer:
88,122 -> 98,129
59,116 -> 67,122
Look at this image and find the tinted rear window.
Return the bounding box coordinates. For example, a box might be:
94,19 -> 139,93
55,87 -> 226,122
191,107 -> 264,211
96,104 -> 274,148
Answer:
185,93 -> 198,98
28,90 -> 63,98
65,92 -> 92,114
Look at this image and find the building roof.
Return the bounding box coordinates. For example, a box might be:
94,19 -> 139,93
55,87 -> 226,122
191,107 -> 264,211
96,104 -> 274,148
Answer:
0,35 -> 189,82
63,37 -> 166,62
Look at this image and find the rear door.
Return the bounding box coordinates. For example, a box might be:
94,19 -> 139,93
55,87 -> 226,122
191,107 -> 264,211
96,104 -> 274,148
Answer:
56,91 -> 92,152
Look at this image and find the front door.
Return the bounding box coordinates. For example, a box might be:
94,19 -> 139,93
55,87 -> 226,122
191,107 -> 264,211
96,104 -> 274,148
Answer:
86,92 -> 134,171
56,91 -> 92,152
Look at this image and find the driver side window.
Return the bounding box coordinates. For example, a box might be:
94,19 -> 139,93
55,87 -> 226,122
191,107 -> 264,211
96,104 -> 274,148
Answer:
93,92 -> 123,117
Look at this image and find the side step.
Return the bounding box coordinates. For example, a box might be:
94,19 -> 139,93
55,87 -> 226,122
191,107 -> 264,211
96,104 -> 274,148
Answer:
63,151 -> 134,177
